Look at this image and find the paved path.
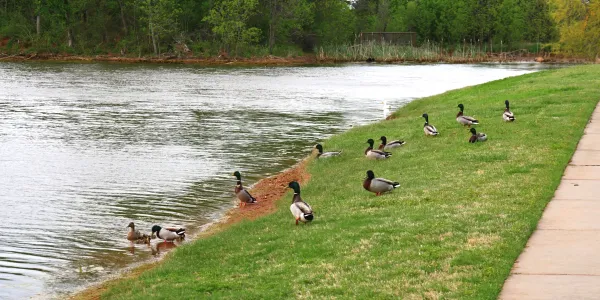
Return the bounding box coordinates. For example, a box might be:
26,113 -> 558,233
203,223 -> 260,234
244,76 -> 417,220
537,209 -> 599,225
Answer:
499,102 -> 600,299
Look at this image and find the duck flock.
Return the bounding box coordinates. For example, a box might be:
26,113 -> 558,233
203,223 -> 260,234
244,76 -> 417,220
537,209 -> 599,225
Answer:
127,100 -> 516,243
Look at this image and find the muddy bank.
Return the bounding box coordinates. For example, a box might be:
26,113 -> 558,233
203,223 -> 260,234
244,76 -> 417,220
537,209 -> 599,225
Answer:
69,157 -> 312,300
0,52 -> 592,66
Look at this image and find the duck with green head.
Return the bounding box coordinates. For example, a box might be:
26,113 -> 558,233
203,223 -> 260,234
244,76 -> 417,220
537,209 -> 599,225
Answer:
378,136 -> 405,150
456,104 -> 479,127
233,171 -> 257,207
503,100 -> 515,122
365,139 -> 392,160
469,128 -> 487,143
422,113 -> 439,136
151,225 -> 185,242
314,144 -> 342,158
288,181 -> 314,225
363,170 -> 400,196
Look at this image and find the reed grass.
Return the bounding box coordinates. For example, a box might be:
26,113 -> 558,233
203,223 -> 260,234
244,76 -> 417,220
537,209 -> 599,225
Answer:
317,41 -> 541,62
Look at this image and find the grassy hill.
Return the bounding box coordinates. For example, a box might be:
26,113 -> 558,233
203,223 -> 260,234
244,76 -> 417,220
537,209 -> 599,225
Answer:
100,64 -> 600,299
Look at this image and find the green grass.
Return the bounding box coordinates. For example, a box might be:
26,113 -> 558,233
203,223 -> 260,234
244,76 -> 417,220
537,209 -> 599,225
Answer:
101,65 -> 600,299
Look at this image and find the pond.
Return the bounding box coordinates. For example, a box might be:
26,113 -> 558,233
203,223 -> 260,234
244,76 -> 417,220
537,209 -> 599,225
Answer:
0,62 -> 558,299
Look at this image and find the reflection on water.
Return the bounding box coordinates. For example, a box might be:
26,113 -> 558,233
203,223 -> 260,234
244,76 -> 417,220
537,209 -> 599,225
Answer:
0,62 -> 558,298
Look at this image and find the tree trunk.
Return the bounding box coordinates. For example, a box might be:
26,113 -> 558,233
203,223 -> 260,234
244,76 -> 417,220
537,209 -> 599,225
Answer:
268,0 -> 276,54
67,27 -> 73,47
117,0 -> 128,35
149,18 -> 157,55
64,0 -> 73,47
36,15 -> 40,36
65,13 -> 73,47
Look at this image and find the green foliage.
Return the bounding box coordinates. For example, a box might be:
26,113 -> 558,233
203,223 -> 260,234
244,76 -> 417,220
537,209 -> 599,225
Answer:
204,0 -> 262,55
100,65 -> 600,299
312,0 -> 356,45
0,0 -> 593,58
551,0 -> 600,58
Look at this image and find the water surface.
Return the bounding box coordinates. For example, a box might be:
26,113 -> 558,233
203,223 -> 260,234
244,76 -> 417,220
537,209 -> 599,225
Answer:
0,62 -> 555,299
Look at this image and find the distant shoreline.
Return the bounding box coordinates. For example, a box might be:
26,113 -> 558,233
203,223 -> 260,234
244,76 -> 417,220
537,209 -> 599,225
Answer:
0,52 -> 592,66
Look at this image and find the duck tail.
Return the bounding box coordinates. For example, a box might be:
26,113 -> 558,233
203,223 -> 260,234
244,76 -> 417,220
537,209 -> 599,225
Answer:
392,182 -> 400,188
175,228 -> 186,237
472,120 -> 479,125
304,213 -> 314,221
385,151 -> 392,157
250,196 -> 257,203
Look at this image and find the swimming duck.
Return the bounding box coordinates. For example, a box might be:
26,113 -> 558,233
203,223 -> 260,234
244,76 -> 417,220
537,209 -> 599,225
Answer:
363,170 -> 400,196
469,128 -> 487,143
233,171 -> 257,207
288,181 -> 314,225
315,144 -> 342,158
456,104 -> 479,127
365,139 -> 392,160
422,113 -> 439,136
503,100 -> 515,122
378,136 -> 405,150
126,222 -> 151,244
151,225 -> 185,242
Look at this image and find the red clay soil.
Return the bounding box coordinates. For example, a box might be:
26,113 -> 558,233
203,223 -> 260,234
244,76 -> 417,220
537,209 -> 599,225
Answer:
70,158 -> 312,300
0,52 -> 320,66
219,158 -> 312,227
0,51 -> 593,65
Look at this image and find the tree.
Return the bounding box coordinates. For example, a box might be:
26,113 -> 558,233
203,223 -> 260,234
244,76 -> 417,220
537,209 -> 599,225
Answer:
552,0 -> 600,58
140,0 -> 182,55
264,0 -> 313,53
312,0 -> 355,45
204,0 -> 262,56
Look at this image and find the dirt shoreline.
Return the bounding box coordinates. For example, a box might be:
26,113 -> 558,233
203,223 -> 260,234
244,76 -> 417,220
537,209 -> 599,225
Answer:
0,52 -> 592,65
69,157 -> 312,300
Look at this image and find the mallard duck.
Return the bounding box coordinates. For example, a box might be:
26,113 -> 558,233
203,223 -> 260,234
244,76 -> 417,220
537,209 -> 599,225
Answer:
363,170 -> 400,196
503,100 -> 515,122
127,222 -> 151,244
287,181 -> 314,225
422,113 -> 439,136
365,139 -> 392,160
151,225 -> 185,242
233,171 -> 257,207
378,136 -> 405,150
469,128 -> 487,143
315,144 -> 341,158
456,104 -> 479,127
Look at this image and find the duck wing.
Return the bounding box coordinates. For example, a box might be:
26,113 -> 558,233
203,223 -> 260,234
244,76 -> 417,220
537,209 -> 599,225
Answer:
425,124 -> 438,134
503,111 -> 515,121
374,178 -> 400,187
369,178 -> 400,193
237,189 -> 257,203
293,201 -> 313,214
462,116 -> 479,123
371,149 -> 392,156
320,151 -> 342,158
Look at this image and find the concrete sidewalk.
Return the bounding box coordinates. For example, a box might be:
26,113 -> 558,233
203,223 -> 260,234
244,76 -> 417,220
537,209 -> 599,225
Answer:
499,102 -> 600,300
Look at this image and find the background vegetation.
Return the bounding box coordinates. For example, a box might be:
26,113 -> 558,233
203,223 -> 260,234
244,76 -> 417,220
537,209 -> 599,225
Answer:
0,0 -> 598,59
